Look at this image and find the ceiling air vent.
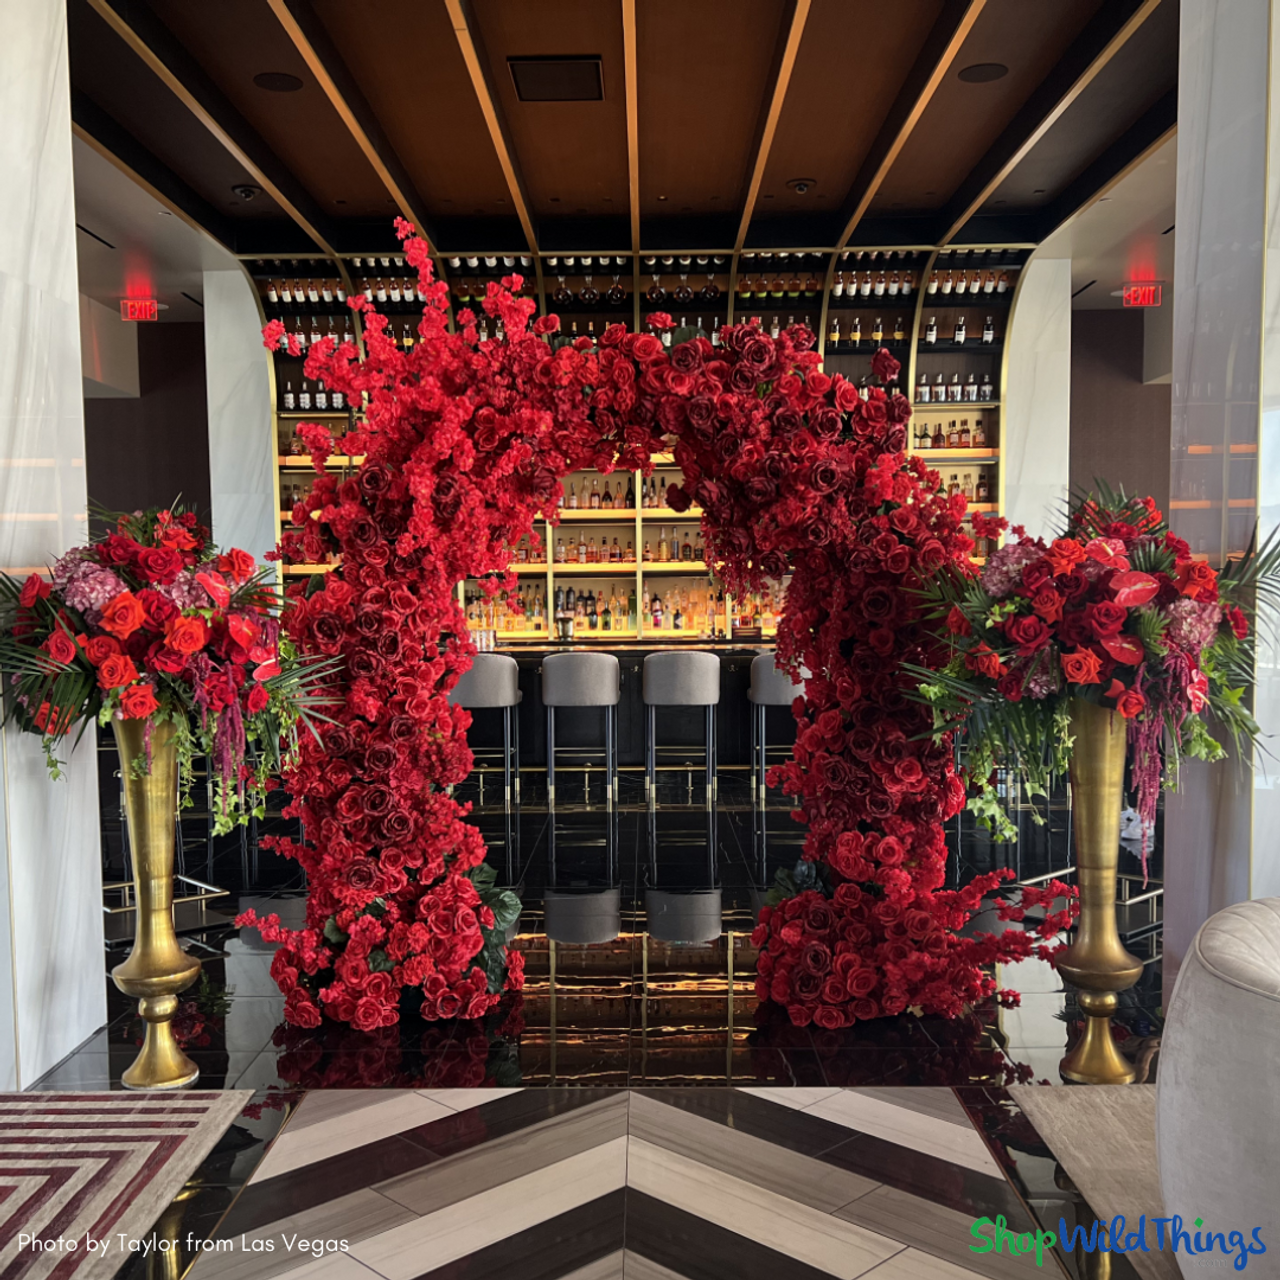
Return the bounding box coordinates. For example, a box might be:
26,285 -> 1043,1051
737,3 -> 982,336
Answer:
509,57 -> 603,102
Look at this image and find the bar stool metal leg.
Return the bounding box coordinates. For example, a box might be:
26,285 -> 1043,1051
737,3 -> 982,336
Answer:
704,704 -> 713,806
605,705 -> 614,809
646,704 -> 657,804
546,706 -> 556,808
502,706 -> 512,808
757,704 -> 768,805
513,704 -> 521,805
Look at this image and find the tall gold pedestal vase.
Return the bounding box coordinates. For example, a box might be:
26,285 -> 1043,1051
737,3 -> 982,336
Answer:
1056,698 -> 1144,1085
111,717 -> 202,1089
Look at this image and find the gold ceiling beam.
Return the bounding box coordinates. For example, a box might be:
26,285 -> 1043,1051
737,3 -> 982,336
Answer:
266,0 -> 438,252
734,0 -> 811,252
444,0 -> 539,256
85,0 -> 339,257
937,0 -> 1163,245
837,0 -> 985,250
622,0 -> 641,257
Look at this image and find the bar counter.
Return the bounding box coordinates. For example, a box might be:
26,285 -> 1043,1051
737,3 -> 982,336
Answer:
465,640 -> 791,772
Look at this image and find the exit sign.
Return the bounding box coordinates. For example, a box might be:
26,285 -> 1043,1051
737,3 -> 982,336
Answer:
1122,283 -> 1162,308
119,298 -> 158,321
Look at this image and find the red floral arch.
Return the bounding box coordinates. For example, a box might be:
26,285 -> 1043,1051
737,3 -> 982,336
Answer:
238,221 -> 1071,1033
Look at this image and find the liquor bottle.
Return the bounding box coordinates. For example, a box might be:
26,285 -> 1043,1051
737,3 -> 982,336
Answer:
591,537 -> 601,564
927,270 -> 939,295
375,279 -> 387,303
940,271 -> 953,295
335,277 -> 346,302
924,316 -> 937,345
265,277 -> 280,304
576,532 -> 587,562
982,316 -> 995,344
298,380 -> 311,411
658,526 -> 670,563
661,327 -> 672,348
647,275 -> 667,303
309,316 -> 322,346
283,381 -> 295,411
602,480 -> 613,509
568,479 -> 578,509
588,591 -> 599,630
916,422 -> 931,450
565,585 -> 576,614
980,373 -> 994,401
932,420 -> 945,448
289,427 -> 304,456
611,537 -> 621,562
888,271 -> 900,296
955,271 -> 967,296
681,531 -> 693,562
832,272 -> 845,298
997,272 -> 1010,294
607,275 -> 627,305
964,373 -> 978,402
625,540 -> 636,563
315,381 -> 328,411
959,419 -> 971,448
934,373 -> 946,402
770,315 -> 780,340
874,271 -> 886,297
983,270 -> 996,294
916,372 -> 930,403
694,533 -> 704,562
652,592 -> 664,630
893,317 -> 905,342
388,278 -> 401,303
973,418 -> 986,447
948,373 -> 963,402
628,586 -> 638,629
332,387 -> 345,410
976,472 -> 990,502
902,272 -> 914,296
580,275 -> 600,304
701,274 -> 721,301
625,477 -> 635,509
738,273 -> 754,301
828,315 -> 841,347
675,273 -> 694,303
643,540 -> 653,562
871,317 -> 883,344
860,273 -> 873,297
949,420 -> 960,448
948,474 -> 960,497
954,315 -> 966,345
590,478 -> 601,509
787,266 -> 802,297
602,588 -> 613,631
711,319 -> 722,348
280,278 -> 293,304
321,278 -> 333,303
850,314 -> 862,346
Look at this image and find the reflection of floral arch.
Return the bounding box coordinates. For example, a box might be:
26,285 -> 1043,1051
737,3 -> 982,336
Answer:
238,220 -> 1071,1033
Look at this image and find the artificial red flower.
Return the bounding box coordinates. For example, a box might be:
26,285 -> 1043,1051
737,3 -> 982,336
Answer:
1109,571 -> 1160,607
1061,648 -> 1103,685
100,591 -> 146,639
97,653 -> 139,690
18,574 -> 50,608
82,635 -> 123,666
217,548 -> 257,584
966,642 -> 1006,680
120,684 -> 160,719
946,606 -> 971,637
1116,686 -> 1146,718
1226,605 -> 1248,639
1175,559 -> 1218,601
165,614 -> 208,655
41,630 -> 77,666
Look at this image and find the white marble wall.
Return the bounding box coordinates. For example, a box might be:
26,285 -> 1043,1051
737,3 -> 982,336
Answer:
1002,257 -> 1071,539
1165,0 -> 1280,991
204,269 -> 276,563
80,293 -> 139,398
0,0 -> 105,1088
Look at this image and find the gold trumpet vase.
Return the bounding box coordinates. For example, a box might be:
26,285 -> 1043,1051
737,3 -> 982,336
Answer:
111,717 -> 202,1089
1056,697 -> 1144,1085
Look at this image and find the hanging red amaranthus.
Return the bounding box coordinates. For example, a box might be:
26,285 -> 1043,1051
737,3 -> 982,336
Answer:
239,219 -> 1074,1031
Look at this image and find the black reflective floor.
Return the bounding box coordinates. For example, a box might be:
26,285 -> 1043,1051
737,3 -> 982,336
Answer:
38,770 -> 1163,1095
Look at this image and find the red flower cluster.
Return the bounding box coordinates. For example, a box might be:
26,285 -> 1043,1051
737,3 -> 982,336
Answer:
245,218 -> 1075,1032
0,507 -> 290,828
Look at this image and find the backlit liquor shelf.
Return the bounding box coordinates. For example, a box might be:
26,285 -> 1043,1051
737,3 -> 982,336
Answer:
249,245 -> 1028,610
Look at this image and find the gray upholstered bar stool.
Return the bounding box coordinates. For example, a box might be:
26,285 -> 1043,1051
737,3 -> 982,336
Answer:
748,653 -> 806,804
643,651 -> 720,805
449,653 -> 522,805
542,652 -> 621,807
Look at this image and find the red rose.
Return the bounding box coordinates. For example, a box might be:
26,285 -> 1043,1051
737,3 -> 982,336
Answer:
1226,605 -> 1248,639
1175,559 -> 1218,601
41,630 -> 78,666
165,614 -> 208,655
100,591 -> 146,639
1116,686 -> 1146,718
870,348 -> 900,385
1045,538 -> 1087,576
1031,589 -> 1063,623
946,606 -> 972,638
135,546 -> 184,585
1004,614 -> 1051,655
246,684 -> 269,714
964,642 -> 1005,680
97,653 -> 139,690
1061,648 -> 1102,685
1085,601 -> 1126,638
19,574 -> 51,608
120,684 -> 160,719
83,635 -> 122,666
217,548 -> 257,584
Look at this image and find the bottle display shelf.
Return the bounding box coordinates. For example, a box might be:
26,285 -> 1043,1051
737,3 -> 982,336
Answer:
911,448 -> 999,460
916,340 -> 1004,352
911,400 -> 1001,411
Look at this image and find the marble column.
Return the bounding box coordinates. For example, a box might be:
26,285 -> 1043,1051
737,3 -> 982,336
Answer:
204,269 -> 276,563
0,0 -> 105,1087
1165,0 -> 1280,993
1002,256 -> 1072,539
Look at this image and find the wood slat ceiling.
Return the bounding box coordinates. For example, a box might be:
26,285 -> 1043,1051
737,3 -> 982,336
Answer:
67,0 -> 1177,257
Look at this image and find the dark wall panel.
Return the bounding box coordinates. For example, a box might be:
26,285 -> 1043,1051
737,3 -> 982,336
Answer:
1070,310 -> 1170,514
84,322 -> 211,526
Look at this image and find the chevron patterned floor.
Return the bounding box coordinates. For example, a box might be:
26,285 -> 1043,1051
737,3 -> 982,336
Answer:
185,1086 -> 1113,1280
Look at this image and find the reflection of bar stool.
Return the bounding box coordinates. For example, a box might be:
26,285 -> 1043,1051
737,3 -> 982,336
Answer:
645,804 -> 721,943
643,651 -> 720,805
449,653 -> 522,805
544,808 -> 621,944
542,652 -> 620,807
748,653 -> 805,805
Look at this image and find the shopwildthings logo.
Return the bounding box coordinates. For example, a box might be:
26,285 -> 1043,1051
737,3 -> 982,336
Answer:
969,1214 -> 1269,1271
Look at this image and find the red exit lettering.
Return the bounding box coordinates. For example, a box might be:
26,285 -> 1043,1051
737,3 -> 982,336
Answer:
1122,283 -> 1162,308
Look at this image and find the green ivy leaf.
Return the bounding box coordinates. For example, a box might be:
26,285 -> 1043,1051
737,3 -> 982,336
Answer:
367,948 -> 395,973
323,915 -> 347,945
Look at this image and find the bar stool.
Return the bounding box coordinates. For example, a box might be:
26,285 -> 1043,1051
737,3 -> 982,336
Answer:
748,653 -> 806,804
542,652 -> 620,807
544,807 -> 621,945
643,651 -> 720,805
449,653 -> 522,805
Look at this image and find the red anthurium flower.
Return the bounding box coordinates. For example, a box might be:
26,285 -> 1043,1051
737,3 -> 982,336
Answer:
1100,633 -> 1144,666
1109,571 -> 1159,607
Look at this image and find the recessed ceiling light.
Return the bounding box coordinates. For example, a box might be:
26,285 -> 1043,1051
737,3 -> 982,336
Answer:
157,209 -> 172,216
658,195 -> 667,201
1034,188 -> 1045,194
958,63 -> 1008,83
253,72 -> 303,92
